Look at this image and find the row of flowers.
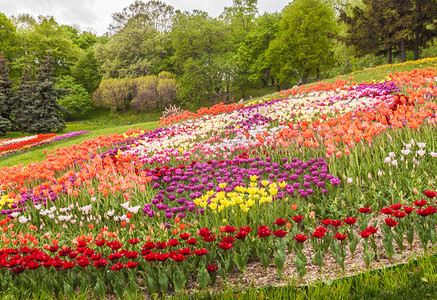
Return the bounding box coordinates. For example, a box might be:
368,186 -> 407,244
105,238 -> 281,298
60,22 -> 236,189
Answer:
0,134 -> 56,155
0,131 -> 91,158
0,189 -> 436,294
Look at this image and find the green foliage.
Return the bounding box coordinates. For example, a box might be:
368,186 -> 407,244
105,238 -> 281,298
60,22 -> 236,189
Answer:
55,75 -> 93,119
92,78 -> 134,118
131,71 -> 180,113
0,13 -> 18,63
0,52 -> 13,135
339,0 -> 437,63
15,16 -> 81,77
71,48 -> 102,94
266,0 -> 338,86
171,11 -> 231,108
11,57 -> 66,133
0,117 -> 10,136
96,1 -> 174,79
0,52 -> 13,118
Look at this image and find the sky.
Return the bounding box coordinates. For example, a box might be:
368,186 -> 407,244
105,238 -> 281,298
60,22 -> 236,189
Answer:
0,0 -> 290,35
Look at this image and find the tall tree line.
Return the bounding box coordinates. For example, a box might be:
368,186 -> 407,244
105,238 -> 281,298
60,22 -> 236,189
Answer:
338,0 -> 437,63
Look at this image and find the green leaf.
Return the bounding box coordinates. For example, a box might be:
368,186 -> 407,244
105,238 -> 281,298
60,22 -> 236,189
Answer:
63,283 -> 75,298
296,248 -> 307,265
293,255 -> 306,278
218,263 -> 227,281
393,233 -> 404,252
313,249 -> 323,268
260,252 -> 270,269
406,226 -> 414,245
126,280 -> 138,299
94,277 -> 107,298
364,248 -> 373,268
234,252 -> 249,273
113,280 -> 124,299
330,250 -> 345,271
158,272 -> 168,292
173,270 -> 187,292
429,227 -> 436,244
349,238 -> 360,254
273,249 -> 286,271
145,276 -> 158,294
197,268 -> 210,289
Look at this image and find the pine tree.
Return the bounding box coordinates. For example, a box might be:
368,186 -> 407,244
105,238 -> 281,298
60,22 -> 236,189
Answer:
0,52 -> 13,135
12,56 -> 66,133
10,67 -> 37,131
410,0 -> 437,60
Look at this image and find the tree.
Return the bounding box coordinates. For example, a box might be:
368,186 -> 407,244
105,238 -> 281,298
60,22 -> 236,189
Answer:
71,48 -> 102,94
12,56 -> 66,133
96,1 -> 174,79
409,0 -> 437,60
15,16 -> 81,77
55,76 -> 93,119
0,52 -> 13,135
10,68 -> 37,131
92,78 -> 133,121
96,22 -> 168,78
108,0 -> 174,34
0,13 -> 18,60
156,71 -> 180,108
171,10 -> 230,108
123,72 -> 180,113
266,0 -> 337,86
339,0 -> 437,63
231,12 -> 280,94
0,13 -> 20,80
131,75 -> 158,113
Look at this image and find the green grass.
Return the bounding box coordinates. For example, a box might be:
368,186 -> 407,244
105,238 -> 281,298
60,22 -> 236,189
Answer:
326,56 -> 437,84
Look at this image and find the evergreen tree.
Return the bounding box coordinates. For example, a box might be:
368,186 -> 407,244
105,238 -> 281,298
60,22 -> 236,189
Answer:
12,56 -> 66,133
0,52 -> 12,135
339,0 -> 437,63
10,68 -> 36,131
410,0 -> 437,60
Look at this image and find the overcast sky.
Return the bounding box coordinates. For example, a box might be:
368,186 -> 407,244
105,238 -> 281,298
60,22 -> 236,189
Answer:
0,0 -> 290,35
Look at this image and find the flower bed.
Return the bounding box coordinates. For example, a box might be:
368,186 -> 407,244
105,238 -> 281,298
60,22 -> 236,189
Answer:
0,68 -> 436,297
0,131 -> 91,158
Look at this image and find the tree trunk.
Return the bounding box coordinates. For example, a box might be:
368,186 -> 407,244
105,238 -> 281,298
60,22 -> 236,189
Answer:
302,70 -> 309,84
414,31 -> 420,60
387,47 -> 392,64
400,38 -> 406,62
316,68 -> 320,80
226,84 -> 229,103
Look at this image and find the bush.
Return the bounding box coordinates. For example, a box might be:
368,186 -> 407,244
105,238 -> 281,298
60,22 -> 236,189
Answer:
55,75 -> 93,120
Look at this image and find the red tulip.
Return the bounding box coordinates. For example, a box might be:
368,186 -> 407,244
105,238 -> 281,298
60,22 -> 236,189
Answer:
423,190 -> 437,198
293,234 -> 308,243
384,218 -> 399,227
273,229 -> 288,238
333,233 -> 348,241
